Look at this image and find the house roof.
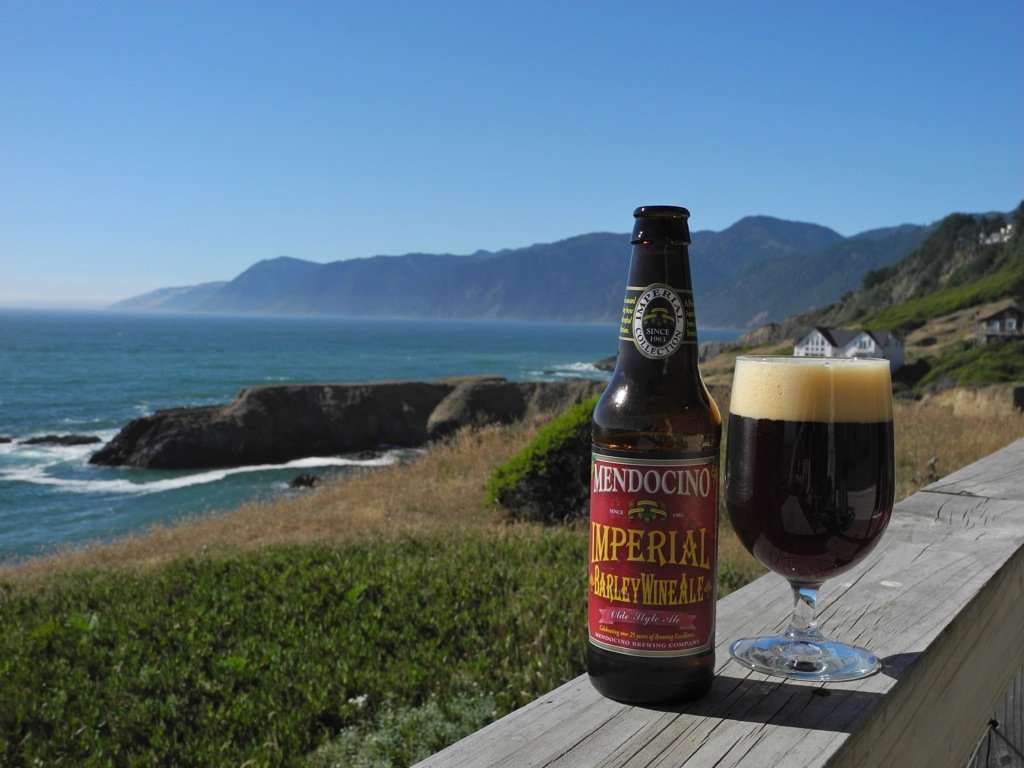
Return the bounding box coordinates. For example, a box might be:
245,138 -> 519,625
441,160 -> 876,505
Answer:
799,327 -> 900,348
864,329 -> 900,347
978,305 -> 1024,322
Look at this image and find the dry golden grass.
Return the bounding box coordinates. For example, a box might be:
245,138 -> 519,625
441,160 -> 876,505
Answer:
3,397 -> 1022,587
1,422 -> 539,584
893,399 -> 1024,501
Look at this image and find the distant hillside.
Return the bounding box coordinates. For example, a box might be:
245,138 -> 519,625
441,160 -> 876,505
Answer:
713,203 -> 1024,394
114,281 -> 228,311
111,214 -> 932,326
798,203 -> 1024,334
699,224 -> 929,327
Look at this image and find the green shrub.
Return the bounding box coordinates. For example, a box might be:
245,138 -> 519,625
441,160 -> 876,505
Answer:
307,692 -> 498,768
485,396 -> 598,524
918,339 -> 1024,390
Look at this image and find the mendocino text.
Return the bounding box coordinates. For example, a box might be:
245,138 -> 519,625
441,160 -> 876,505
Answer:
592,464 -> 712,498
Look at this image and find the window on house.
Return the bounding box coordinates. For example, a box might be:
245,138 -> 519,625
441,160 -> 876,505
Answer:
1007,317 -> 1018,332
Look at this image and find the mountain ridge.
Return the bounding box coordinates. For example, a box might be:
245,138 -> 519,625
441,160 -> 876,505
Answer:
111,213 -> 950,327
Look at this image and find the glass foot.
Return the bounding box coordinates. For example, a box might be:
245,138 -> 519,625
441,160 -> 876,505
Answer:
729,635 -> 880,682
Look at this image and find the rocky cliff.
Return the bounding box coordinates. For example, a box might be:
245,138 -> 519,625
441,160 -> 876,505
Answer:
89,377 -> 605,470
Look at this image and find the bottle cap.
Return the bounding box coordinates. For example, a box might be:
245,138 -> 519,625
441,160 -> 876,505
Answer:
632,205 -> 691,245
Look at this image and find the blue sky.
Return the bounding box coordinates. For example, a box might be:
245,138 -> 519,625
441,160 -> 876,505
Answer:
1,1 -> 1021,308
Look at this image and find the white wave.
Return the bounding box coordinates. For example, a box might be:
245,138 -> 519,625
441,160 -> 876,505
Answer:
0,432 -> 116,465
0,452 -> 400,496
555,361 -> 604,374
528,361 -> 608,379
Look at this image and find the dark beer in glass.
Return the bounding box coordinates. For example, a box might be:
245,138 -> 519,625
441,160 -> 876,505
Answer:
725,355 -> 894,680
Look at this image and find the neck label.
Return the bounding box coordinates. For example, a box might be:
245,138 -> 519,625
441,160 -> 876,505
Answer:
619,283 -> 696,359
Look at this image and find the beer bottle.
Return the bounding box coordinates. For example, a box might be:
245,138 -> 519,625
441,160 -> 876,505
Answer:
588,205 -> 722,704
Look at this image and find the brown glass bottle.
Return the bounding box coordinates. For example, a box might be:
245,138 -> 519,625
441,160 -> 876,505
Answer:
587,205 -> 722,704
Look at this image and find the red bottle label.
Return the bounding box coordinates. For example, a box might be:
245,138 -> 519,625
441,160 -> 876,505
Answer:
588,450 -> 718,657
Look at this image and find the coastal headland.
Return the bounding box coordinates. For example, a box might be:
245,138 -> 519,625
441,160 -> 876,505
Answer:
89,377 -> 606,470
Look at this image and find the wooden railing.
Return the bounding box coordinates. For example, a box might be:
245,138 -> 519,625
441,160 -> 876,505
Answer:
414,437 -> 1024,768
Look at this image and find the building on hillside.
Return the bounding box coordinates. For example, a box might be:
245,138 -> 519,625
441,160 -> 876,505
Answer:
979,223 -> 1015,246
976,305 -> 1024,344
794,327 -> 905,371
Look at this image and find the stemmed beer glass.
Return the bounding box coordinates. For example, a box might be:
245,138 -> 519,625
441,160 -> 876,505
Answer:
725,356 -> 895,681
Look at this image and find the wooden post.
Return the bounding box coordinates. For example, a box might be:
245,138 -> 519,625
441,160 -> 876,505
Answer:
414,437 -> 1024,768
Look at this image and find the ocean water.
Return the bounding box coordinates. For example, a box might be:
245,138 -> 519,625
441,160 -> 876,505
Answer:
0,309 -> 739,562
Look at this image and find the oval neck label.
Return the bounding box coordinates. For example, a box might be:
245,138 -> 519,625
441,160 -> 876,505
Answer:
619,284 -> 693,359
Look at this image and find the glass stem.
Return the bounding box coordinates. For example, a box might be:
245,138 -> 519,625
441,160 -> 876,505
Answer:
785,583 -> 824,642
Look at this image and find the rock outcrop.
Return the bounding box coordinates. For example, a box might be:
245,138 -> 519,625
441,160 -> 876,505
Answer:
425,377 -> 602,441
20,434 -> 102,446
90,378 -> 605,470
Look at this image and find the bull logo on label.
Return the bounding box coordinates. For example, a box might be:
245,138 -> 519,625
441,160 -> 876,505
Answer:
627,499 -> 668,522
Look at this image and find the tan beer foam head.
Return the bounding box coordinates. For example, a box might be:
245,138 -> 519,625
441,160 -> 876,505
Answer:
730,356 -> 893,423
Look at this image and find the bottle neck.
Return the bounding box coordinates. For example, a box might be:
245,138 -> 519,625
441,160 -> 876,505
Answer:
614,240 -> 702,381
626,240 -> 694,291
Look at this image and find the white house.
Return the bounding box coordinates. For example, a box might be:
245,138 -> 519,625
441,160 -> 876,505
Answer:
794,327 -> 904,371
976,305 -> 1024,344
979,223 -> 1015,246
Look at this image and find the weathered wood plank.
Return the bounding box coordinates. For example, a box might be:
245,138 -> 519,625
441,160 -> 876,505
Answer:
413,437 -> 1024,768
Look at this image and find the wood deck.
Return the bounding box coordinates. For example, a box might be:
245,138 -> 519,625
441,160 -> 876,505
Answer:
414,437 -> 1024,768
